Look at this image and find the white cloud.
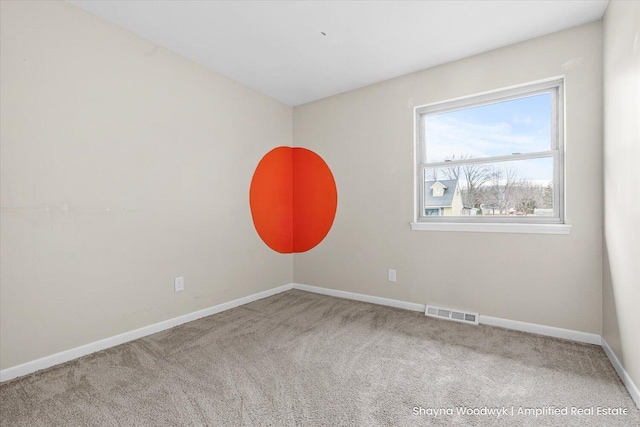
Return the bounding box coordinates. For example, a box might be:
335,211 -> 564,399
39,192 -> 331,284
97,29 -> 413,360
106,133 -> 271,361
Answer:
425,115 -> 549,163
512,114 -> 533,124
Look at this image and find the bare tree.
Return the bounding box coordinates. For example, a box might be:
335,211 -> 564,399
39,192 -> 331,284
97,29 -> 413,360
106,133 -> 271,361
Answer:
479,166 -> 520,214
426,168 -> 439,181
542,182 -> 554,209
439,155 -> 491,208
426,156 -> 551,216
512,181 -> 545,214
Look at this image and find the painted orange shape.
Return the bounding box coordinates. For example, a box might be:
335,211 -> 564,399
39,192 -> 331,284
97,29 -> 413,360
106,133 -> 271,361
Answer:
250,147 -> 337,254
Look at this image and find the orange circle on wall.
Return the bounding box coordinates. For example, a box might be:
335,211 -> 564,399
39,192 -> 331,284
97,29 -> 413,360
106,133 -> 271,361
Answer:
249,147 -> 337,254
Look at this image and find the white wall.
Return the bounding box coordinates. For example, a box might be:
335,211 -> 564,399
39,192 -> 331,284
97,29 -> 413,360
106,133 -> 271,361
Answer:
1,0 -> 622,377
0,1 -> 292,370
602,0 -> 640,391
293,22 -> 603,334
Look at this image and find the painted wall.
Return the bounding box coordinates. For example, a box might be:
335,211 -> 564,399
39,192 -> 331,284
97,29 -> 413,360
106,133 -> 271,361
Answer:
0,1 -> 292,370
293,22 -> 603,334
602,0 -> 640,390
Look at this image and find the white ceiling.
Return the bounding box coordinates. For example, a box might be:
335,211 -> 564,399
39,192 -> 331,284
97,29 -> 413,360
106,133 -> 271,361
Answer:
69,1 -> 608,106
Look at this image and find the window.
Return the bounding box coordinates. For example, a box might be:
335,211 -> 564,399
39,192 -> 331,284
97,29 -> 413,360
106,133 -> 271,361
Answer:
413,79 -> 568,233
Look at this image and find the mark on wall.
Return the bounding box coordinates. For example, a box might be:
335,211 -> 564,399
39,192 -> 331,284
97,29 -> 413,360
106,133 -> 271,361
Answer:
561,57 -> 584,70
249,147 -> 337,253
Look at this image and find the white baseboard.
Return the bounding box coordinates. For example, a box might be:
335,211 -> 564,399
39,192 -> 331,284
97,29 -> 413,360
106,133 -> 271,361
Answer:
294,283 -> 640,407
292,283 -> 600,345
602,337 -> 640,409
479,315 -> 602,345
0,283 -> 293,383
292,283 -> 425,312
293,283 -> 640,408
3,282 -> 638,411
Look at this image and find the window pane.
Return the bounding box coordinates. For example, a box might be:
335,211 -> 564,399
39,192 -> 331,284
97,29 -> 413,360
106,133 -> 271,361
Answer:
424,93 -> 552,163
423,157 -> 554,217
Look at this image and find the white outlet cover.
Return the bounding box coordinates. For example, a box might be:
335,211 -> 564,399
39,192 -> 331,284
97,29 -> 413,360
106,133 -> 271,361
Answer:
388,269 -> 396,282
174,276 -> 184,292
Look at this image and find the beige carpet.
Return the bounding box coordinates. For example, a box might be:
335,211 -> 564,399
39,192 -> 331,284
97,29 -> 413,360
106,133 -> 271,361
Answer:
1,289 -> 638,426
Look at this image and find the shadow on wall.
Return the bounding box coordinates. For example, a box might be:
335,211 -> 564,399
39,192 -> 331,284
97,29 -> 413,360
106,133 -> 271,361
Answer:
602,239 -> 623,360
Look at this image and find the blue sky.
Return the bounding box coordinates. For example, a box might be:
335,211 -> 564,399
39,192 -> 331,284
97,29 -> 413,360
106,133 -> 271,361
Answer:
425,93 -> 553,181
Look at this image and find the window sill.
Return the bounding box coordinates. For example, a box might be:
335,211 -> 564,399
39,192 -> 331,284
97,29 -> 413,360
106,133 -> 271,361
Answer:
410,222 -> 572,235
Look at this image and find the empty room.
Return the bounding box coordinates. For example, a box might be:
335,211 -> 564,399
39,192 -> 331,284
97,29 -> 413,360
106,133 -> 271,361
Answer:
1,0 -> 639,425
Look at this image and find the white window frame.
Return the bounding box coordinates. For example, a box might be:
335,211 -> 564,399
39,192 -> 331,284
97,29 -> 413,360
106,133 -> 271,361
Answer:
412,78 -> 571,234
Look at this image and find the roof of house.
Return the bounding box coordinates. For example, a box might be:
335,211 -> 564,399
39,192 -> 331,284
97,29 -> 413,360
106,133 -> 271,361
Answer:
425,179 -> 458,207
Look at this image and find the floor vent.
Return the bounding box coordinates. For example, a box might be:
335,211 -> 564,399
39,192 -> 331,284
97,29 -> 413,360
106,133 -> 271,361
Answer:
425,305 -> 479,325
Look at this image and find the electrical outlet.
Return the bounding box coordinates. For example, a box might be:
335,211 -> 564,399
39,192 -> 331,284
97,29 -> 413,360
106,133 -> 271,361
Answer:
388,269 -> 396,282
174,276 -> 184,292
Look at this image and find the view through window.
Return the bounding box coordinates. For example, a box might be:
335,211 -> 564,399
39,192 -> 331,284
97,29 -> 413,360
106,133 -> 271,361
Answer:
415,80 -> 564,223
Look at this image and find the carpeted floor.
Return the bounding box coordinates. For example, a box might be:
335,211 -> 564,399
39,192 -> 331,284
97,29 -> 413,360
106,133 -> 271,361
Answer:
1,289 -> 638,426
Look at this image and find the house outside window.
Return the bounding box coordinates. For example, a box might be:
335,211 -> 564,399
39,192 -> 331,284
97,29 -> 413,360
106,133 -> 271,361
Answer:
414,79 -> 565,228
425,179 -> 464,216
